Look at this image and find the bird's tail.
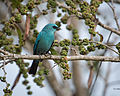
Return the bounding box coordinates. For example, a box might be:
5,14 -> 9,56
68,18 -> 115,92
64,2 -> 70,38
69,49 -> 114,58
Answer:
29,60 -> 39,75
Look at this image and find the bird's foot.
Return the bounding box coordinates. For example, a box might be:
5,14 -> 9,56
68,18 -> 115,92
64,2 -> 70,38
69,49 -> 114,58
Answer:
44,53 -> 51,57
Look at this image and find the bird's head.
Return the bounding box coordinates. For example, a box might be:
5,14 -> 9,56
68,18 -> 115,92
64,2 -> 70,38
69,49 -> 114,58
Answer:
42,23 -> 61,33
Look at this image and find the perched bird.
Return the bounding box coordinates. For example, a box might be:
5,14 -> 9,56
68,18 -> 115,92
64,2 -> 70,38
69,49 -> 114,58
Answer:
29,23 -> 60,75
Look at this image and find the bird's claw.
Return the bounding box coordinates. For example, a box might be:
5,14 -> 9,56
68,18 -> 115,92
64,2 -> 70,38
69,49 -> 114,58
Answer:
44,53 -> 51,57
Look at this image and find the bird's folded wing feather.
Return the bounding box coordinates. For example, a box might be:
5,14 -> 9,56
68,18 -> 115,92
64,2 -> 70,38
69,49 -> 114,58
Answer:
33,32 -> 42,55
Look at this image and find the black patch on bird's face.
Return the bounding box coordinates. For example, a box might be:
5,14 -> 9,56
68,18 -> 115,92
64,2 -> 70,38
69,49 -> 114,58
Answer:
53,26 -> 61,30
53,26 -> 58,29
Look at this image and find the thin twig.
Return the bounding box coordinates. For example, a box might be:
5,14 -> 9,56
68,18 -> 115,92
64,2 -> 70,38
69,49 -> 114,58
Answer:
98,21 -> 120,36
89,61 -> 102,96
107,1 -> 120,30
0,59 -> 15,68
11,71 -> 22,90
48,64 -> 57,72
89,41 -> 119,55
2,57 -> 7,75
89,30 -> 114,95
0,52 -> 120,62
102,64 -> 111,96
88,61 -> 94,89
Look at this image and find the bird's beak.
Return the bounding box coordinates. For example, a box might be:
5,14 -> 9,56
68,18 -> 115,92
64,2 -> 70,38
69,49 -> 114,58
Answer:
56,27 -> 61,31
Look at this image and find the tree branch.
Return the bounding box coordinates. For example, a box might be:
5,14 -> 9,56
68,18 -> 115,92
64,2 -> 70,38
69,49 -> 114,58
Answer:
107,1 -> 120,30
0,49 -> 120,62
98,21 -> 120,35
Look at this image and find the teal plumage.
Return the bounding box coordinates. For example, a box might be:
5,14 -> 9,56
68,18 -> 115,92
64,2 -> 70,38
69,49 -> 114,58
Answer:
29,23 -> 60,75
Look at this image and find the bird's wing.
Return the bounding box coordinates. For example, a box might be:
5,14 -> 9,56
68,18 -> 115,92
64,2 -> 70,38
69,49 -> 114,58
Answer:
45,40 -> 54,54
33,32 -> 42,55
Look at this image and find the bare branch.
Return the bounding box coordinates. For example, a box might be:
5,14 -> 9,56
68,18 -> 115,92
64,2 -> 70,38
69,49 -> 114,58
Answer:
43,60 -> 70,96
102,64 -> 111,96
107,1 -> 120,30
89,41 -> 119,55
112,0 -> 120,4
0,49 -> 120,62
98,21 -> 120,36
88,61 -> 94,89
11,71 -> 22,90
24,14 -> 30,41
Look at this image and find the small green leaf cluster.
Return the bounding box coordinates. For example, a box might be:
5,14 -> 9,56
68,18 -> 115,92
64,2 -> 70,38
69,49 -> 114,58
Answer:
80,39 -> 106,54
104,0 -> 110,2
96,43 -> 106,49
3,44 -> 20,53
57,13 -> 62,17
59,39 -> 71,79
87,42 -> 96,52
52,40 -> 59,47
9,13 -> 22,24
79,1 -> 103,36
61,7 -> 67,12
51,40 -> 70,75
71,32 -> 106,55
62,70 -> 72,80
47,0 -> 57,8
14,13 -> 22,23
33,62 -> 45,87
0,76 -> 12,96
2,22 -> 15,36
60,39 -> 71,47
90,0 -> 103,15
71,29 -> 79,46
66,0 -> 76,9
55,21 -> 61,27
78,39 -> 89,55
12,0 -> 41,15
31,29 -> 39,43
16,59 -> 29,78
3,88 -> 12,96
22,79 -> 29,86
79,40 -> 105,55
59,57 -> 72,80
22,79 -> 32,95
18,4 -> 29,15
116,42 -> 120,53
66,24 -> 73,31
60,14 -> 69,24
60,57 -> 68,70
60,39 -> 70,57
0,31 -> 13,48
10,0 -> 23,9
30,15 -> 39,29
51,39 -> 71,80
27,91 -> 32,95
52,8 -> 57,13
47,0 -> 57,13
1,11 -> 23,53
34,76 -> 44,87
42,10 -> 48,15
88,28 -> 96,36
60,46 -> 69,56
0,76 -> 6,82
33,29 -> 39,38
27,0 -> 35,11
15,59 -> 31,94
79,44 -> 89,55
80,2 -> 96,36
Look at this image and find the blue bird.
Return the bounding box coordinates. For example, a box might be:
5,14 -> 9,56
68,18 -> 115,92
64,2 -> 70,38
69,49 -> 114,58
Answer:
29,23 -> 60,75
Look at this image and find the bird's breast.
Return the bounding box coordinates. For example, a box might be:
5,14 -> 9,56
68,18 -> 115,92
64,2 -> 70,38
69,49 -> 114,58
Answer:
36,33 -> 54,54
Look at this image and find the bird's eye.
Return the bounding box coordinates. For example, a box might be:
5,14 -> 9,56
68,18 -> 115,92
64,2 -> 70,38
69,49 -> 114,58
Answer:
53,26 -> 58,29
